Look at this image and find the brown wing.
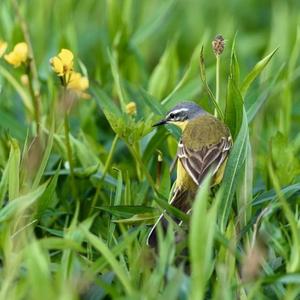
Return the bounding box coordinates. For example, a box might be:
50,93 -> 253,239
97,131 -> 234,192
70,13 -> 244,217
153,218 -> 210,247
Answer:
178,136 -> 232,186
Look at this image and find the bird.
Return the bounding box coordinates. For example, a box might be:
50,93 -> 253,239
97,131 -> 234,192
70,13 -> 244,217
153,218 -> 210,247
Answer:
147,101 -> 232,247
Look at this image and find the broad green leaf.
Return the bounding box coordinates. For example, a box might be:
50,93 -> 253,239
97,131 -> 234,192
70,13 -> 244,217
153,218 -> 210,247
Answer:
240,48 -> 278,97
190,174 -> 219,300
148,39 -> 179,100
219,108 -> 249,232
225,76 -> 243,138
247,63 -> 284,123
236,140 -> 253,232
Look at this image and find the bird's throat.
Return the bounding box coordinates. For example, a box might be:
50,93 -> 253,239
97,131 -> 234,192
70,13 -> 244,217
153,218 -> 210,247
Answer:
170,120 -> 189,131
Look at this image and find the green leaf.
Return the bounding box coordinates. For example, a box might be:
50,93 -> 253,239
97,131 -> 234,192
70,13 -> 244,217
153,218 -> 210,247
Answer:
219,108 -> 249,232
139,88 -> 165,116
246,63 -> 284,123
153,194 -> 189,223
36,166 -> 60,219
240,48 -> 278,97
71,134 -> 102,169
92,85 -> 121,117
26,240 -> 54,300
0,65 -> 33,114
131,0 -> 176,45
32,121 -> 54,189
0,161 -> 9,207
96,205 -> 157,218
148,39 -> 179,100
253,183 -> 300,206
190,174 -> 219,300
113,213 -> 156,224
0,182 -> 48,223
80,226 -> 134,296
225,76 -> 244,138
8,138 -> 20,200
0,110 -> 26,141
269,132 -> 300,185
39,237 -> 85,252
108,50 -> 127,110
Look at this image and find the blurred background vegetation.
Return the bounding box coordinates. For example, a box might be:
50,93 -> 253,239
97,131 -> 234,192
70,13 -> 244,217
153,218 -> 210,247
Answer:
0,0 -> 300,299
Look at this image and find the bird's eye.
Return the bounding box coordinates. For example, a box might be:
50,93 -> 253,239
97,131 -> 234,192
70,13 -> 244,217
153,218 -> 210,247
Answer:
169,113 -> 175,119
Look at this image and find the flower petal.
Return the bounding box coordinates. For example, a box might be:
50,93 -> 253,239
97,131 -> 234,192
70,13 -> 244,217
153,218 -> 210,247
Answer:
67,72 -> 89,92
4,52 -> 21,67
13,42 -> 28,63
58,49 -> 74,68
50,56 -> 64,76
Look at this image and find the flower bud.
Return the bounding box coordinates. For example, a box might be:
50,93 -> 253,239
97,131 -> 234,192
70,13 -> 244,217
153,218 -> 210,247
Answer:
126,102 -> 137,115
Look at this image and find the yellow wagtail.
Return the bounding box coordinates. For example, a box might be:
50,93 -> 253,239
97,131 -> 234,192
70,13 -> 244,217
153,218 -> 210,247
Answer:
147,101 -> 232,247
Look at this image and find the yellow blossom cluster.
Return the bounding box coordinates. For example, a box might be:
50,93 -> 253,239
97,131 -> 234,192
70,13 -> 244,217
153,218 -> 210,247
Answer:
1,41 -> 28,67
50,49 -> 89,93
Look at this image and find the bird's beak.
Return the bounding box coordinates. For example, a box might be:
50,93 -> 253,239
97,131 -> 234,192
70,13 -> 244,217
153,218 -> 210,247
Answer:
152,118 -> 167,127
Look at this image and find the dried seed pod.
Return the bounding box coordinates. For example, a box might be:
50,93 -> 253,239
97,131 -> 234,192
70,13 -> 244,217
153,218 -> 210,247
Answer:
212,34 -> 225,56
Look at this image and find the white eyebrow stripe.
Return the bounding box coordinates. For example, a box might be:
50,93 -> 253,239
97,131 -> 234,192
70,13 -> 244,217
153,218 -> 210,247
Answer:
168,108 -> 189,115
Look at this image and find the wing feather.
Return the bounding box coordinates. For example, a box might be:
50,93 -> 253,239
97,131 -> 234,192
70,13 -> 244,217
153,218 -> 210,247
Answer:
178,136 -> 232,185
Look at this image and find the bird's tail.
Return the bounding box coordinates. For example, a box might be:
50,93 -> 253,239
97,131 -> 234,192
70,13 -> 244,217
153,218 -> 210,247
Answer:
147,188 -> 194,248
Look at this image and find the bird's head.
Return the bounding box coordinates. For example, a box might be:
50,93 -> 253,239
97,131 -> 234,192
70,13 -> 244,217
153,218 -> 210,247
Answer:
153,101 -> 206,130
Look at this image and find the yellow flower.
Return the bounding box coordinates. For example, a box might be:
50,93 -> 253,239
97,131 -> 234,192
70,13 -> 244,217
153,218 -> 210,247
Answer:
67,72 -> 89,92
126,102 -> 137,115
4,42 -> 28,67
50,49 -> 74,77
0,40 -> 8,58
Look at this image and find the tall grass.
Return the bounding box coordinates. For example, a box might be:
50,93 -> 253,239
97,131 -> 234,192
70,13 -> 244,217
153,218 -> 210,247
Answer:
0,0 -> 300,299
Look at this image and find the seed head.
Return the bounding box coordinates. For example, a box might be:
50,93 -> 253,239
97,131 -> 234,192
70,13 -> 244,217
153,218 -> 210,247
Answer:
212,34 -> 225,56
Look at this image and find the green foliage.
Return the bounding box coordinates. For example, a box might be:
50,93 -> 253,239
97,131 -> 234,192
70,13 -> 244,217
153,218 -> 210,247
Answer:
0,0 -> 300,299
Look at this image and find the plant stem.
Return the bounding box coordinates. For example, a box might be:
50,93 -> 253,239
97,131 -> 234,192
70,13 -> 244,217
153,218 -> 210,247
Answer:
89,134 -> 119,215
215,54 -> 220,117
26,63 -> 40,135
127,143 -> 157,194
13,0 -> 41,134
64,111 -> 77,201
